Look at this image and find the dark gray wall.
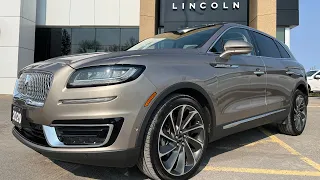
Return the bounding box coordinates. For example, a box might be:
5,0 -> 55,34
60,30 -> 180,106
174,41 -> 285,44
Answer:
159,0 -> 248,31
277,0 -> 299,26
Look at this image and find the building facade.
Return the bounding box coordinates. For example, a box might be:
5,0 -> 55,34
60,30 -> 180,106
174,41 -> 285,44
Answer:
0,0 -> 299,94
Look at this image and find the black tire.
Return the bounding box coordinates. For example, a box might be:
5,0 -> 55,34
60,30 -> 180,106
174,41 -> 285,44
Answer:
308,84 -> 312,93
278,89 -> 307,136
137,94 -> 209,180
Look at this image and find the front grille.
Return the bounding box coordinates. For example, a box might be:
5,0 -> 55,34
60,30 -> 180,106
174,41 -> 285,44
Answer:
55,126 -> 110,146
17,72 -> 53,105
17,122 -> 48,146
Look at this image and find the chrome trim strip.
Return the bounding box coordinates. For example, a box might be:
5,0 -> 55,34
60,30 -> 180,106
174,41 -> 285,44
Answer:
58,96 -> 117,105
223,109 -> 286,130
42,124 -> 114,148
50,124 -> 113,127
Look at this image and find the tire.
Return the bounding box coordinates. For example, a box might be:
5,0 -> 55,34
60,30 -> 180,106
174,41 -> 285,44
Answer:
137,94 -> 209,180
308,85 -> 312,93
278,89 -> 307,136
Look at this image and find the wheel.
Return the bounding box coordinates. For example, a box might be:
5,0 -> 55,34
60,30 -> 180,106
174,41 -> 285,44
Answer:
278,90 -> 307,136
308,84 -> 312,93
138,94 -> 208,180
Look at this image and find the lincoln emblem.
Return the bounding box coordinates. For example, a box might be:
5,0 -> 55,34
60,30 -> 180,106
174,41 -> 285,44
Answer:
23,75 -> 31,92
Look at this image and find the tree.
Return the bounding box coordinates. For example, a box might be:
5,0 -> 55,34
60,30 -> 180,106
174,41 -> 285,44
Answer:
310,66 -> 317,70
77,40 -> 101,53
121,37 -> 139,51
61,29 -> 71,55
107,44 -> 120,52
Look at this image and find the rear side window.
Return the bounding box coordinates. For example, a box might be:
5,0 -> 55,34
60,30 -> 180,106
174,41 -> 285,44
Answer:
252,31 -> 281,58
275,41 -> 291,58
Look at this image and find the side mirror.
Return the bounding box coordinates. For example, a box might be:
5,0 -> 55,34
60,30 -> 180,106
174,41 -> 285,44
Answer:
315,75 -> 320,79
219,40 -> 253,60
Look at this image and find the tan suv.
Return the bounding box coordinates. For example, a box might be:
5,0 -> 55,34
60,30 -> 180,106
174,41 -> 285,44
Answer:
12,23 -> 308,180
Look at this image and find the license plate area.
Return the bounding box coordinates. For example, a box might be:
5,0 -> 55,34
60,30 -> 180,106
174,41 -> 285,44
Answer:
11,105 -> 27,129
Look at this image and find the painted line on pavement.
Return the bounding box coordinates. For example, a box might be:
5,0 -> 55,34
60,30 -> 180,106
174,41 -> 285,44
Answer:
203,166 -> 320,177
259,127 -> 320,172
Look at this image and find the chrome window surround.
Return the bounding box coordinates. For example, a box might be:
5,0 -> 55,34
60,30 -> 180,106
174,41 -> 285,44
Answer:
42,124 -> 114,148
206,25 -> 293,60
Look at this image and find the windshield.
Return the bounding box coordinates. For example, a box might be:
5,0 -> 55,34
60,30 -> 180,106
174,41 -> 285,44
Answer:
128,25 -> 221,51
306,71 -> 318,77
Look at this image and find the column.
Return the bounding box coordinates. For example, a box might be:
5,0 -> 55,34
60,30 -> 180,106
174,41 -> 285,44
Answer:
139,0 -> 156,41
249,0 -> 277,37
0,0 -> 37,94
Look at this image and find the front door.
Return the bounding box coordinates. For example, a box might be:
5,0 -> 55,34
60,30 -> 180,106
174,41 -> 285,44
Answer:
209,28 -> 267,127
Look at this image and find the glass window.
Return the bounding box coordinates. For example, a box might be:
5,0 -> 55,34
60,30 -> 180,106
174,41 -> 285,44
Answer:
276,27 -> 285,43
252,32 -> 281,58
306,71 -> 318,77
128,25 -> 221,51
210,28 -> 254,55
34,27 -> 139,62
120,28 -> 139,51
71,28 -> 97,54
275,40 -> 290,58
96,28 -> 121,52
71,28 -> 95,45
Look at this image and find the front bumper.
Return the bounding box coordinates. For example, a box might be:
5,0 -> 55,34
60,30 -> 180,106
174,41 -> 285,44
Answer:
13,128 -> 140,167
11,65 -> 157,166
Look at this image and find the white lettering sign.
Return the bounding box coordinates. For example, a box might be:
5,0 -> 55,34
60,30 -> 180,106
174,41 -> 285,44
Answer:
172,1 -> 241,10
233,2 -> 240,9
200,2 -> 206,10
211,2 -> 218,9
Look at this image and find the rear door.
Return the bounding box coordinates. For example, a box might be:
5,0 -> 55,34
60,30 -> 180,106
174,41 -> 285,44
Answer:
208,28 -> 267,127
251,31 -> 294,118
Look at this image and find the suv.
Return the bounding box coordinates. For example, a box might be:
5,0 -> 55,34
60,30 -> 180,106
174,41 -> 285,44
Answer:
307,70 -> 320,92
12,23 -> 308,180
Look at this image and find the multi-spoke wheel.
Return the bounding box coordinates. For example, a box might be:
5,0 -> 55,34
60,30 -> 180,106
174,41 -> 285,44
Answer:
138,94 -> 208,180
278,90 -> 307,136
293,95 -> 307,132
158,105 -> 205,176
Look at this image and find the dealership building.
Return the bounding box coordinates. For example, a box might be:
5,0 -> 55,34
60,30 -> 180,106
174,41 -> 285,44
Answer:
0,0 -> 299,94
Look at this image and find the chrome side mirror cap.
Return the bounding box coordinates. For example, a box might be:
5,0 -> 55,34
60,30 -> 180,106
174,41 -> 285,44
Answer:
219,40 -> 253,60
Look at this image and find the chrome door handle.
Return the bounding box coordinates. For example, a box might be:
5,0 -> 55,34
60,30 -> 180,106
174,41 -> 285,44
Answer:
254,71 -> 265,76
286,71 -> 294,75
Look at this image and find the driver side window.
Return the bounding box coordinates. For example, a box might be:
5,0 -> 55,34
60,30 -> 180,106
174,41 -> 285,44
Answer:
210,28 -> 255,55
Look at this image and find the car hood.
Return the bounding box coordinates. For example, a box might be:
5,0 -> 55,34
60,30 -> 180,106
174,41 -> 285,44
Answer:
22,49 -> 200,72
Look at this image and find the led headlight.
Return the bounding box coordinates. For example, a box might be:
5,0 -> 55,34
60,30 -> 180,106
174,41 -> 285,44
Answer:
67,65 -> 145,88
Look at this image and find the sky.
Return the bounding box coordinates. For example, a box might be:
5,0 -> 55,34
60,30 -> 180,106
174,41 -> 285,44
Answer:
291,0 -> 320,70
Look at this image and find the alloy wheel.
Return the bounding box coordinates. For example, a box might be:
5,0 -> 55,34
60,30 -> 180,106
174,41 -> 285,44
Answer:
293,95 -> 307,131
158,104 -> 205,176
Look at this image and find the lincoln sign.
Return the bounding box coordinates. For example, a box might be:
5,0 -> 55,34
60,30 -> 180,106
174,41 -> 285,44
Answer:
160,0 -> 248,31
172,1 -> 241,10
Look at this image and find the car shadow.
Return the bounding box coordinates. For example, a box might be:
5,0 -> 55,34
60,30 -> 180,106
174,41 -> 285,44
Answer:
51,125 -> 279,180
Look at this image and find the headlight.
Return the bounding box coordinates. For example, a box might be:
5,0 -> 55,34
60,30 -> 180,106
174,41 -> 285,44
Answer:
67,65 -> 145,88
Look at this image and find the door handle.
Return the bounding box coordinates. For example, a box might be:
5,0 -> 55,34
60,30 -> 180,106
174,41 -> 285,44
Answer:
286,71 -> 295,76
254,71 -> 265,76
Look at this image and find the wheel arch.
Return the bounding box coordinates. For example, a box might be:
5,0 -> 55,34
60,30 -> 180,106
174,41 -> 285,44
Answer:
294,81 -> 309,105
135,82 -> 216,148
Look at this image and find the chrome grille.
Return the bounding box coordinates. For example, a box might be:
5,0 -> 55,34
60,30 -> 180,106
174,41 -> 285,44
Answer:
16,72 -> 53,106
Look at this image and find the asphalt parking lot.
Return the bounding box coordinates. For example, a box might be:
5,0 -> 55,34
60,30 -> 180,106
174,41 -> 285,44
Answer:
0,95 -> 319,180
